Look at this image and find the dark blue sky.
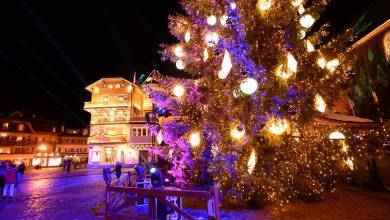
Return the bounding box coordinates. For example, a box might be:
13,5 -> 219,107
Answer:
0,0 -> 387,127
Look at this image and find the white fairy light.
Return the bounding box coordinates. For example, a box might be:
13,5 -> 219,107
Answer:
230,126 -> 245,139
306,40 -> 315,52
257,0 -> 272,11
173,84 -> 185,97
247,150 -> 257,174
326,59 -> 340,72
174,46 -> 185,57
184,31 -> 191,42
189,132 -> 201,147
314,94 -> 326,113
218,50 -> 233,79
268,118 -> 289,135
300,14 -> 315,28
220,14 -> 228,27
240,77 -> 258,95
175,60 -> 185,70
207,15 -> 217,26
287,53 -> 297,73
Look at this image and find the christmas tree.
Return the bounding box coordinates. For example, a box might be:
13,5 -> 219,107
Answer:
147,0 -> 357,206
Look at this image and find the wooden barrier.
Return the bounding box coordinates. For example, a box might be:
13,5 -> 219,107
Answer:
105,173 -> 220,220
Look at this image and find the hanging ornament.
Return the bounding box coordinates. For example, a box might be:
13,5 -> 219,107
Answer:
329,131 -> 345,140
189,132 -> 201,147
240,77 -> 258,95
156,130 -> 163,145
306,40 -> 315,52
247,149 -> 257,174
268,118 -> 289,135
326,59 -> 340,72
257,0 -> 272,11
230,125 -> 245,139
218,50 -> 233,79
230,2 -> 237,9
276,64 -> 292,79
314,94 -> 326,113
287,53 -> 297,73
291,0 -> 303,7
203,48 -> 209,61
220,14 -> 228,27
174,46 -> 185,57
207,15 -> 217,26
298,5 -> 305,14
344,157 -> 354,170
176,60 -> 185,70
300,14 -> 315,28
205,32 -> 219,47
173,84 -> 185,97
317,57 -> 326,69
184,31 -> 191,42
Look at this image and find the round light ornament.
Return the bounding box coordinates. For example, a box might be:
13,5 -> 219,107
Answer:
240,77 -> 258,95
205,32 -> 219,47
314,94 -> 326,113
300,14 -> 315,28
176,60 -> 185,70
257,0 -> 272,11
329,131 -> 345,140
174,46 -> 185,57
184,31 -> 191,42
220,14 -> 228,27
230,126 -> 245,139
173,84 -> 185,97
207,15 -> 217,26
268,118 -> 289,135
189,132 -> 201,147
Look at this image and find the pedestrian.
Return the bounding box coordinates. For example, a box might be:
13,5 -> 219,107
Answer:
0,162 -> 6,196
112,162 -> 122,179
66,160 -> 71,174
16,162 -> 26,191
102,166 -> 111,184
3,163 -> 17,202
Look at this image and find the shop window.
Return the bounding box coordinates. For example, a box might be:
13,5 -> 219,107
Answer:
143,128 -> 147,136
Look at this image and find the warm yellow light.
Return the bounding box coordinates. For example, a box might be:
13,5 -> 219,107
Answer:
306,40 -> 315,52
220,14 -> 228,27
247,149 -> 256,174
218,50 -> 233,79
300,14 -> 315,28
205,32 -> 219,47
317,57 -> 326,69
287,53 -> 297,73
276,64 -> 293,79
206,15 -> 217,26
240,77 -> 258,95
299,30 -> 306,39
173,84 -> 185,97
345,157 -> 354,170
156,130 -> 163,145
298,5 -> 305,14
257,0 -> 272,11
203,48 -> 209,61
291,0 -> 303,7
127,85 -> 133,92
268,118 -> 289,135
230,2 -> 237,9
174,46 -> 185,57
39,145 -> 47,151
1,133 -> 7,137
93,87 -> 99,94
341,141 -> 349,153
329,131 -> 345,140
184,31 -> 191,42
314,94 -> 326,113
230,126 -> 245,139
189,132 -> 201,147
176,60 -> 185,70
326,59 -> 339,72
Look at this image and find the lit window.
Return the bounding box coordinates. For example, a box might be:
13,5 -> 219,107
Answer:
18,124 -> 24,131
118,96 -> 124,102
103,96 -> 109,102
3,123 -> 9,129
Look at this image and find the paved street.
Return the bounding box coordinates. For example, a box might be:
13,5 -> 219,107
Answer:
0,168 -> 389,220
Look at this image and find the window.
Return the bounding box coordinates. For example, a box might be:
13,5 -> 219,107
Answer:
3,123 -> 9,129
58,147 -> 61,153
18,124 -> 24,131
142,128 -> 147,136
132,128 -> 137,136
137,129 -> 142,136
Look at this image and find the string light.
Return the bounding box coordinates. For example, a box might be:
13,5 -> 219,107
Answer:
156,130 -> 163,145
257,0 -> 272,11
207,15 -> 217,26
231,126 -> 245,139
314,94 -> 326,113
220,14 -> 228,27
326,59 -> 340,72
205,32 -> 219,47
317,57 -> 326,69
203,48 -> 209,61
329,131 -> 345,140
176,60 -> 185,70
174,46 -> 185,57
300,14 -> 315,28
268,118 -> 289,135
189,132 -> 201,147
240,77 -> 258,95
306,40 -> 315,52
287,53 -> 297,73
184,31 -> 191,42
247,150 -> 256,174
173,84 -> 185,97
291,0 -> 303,7
218,50 -> 233,79
298,5 -> 305,14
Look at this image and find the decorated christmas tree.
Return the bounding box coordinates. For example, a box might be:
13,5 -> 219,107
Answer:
147,0 -> 359,206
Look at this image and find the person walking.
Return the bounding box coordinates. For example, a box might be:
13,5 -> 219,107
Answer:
112,162 -> 122,179
16,162 -> 26,191
102,166 -> 111,184
3,163 -> 17,202
66,160 -> 71,174
0,162 -> 6,196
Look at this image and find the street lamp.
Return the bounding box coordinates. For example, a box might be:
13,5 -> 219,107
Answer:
39,144 -> 47,151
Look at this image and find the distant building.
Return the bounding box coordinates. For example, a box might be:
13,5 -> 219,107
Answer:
84,77 -> 156,167
0,111 -> 88,167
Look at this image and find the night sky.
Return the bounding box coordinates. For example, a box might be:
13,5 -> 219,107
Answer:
0,0 -> 387,128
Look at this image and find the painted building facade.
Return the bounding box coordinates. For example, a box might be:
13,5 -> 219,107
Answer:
84,77 -> 156,167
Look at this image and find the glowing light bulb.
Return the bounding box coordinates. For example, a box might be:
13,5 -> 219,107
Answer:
203,48 -> 209,61
268,118 -> 289,135
317,57 -> 326,69
314,94 -> 326,113
291,0 -> 303,7
276,64 -> 293,79
257,0 -> 272,11
184,31 -> 191,42
287,53 -> 297,73
218,50 -> 233,79
230,126 -> 245,139
173,84 -> 185,97
176,60 -> 185,70
174,46 -> 185,57
150,167 -> 157,173
240,77 -> 258,95
189,132 -> 201,147
298,5 -> 305,14
230,2 -> 237,9
247,150 -> 256,174
93,87 -> 99,94
205,32 -> 219,47
345,157 -> 354,170
326,59 -> 340,72
329,131 -> 345,140
220,14 -> 228,27
39,145 -> 47,151
300,14 -> 315,28
306,40 -> 315,52
156,130 -> 163,145
299,30 -> 306,39
207,15 -> 217,26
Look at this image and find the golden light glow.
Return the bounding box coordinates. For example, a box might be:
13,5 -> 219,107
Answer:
345,157 -> 354,170
268,118 -> 289,135
205,32 -> 219,47
306,40 -> 315,52
230,126 -> 245,139
240,77 -> 258,95
203,48 -> 209,61
1,133 -> 7,137
329,131 -> 345,140
314,94 -> 326,113
299,14 -> 315,28
39,145 -> 47,151
127,85 -> 133,92
299,30 -> 306,39
341,141 -> 349,153
220,14 -> 228,27
326,59 -> 339,72
173,84 -> 185,97
218,50 -> 233,79
230,2 -> 237,9
298,5 -> 305,14
189,132 -> 201,147
93,87 -> 99,94
287,53 -> 297,73
247,149 -> 257,174
184,31 -> 191,42
257,0 -> 272,11
206,15 -> 217,26
276,64 -> 293,79
157,130 -> 163,145
174,46 -> 185,57
176,60 -> 185,70
317,57 -> 326,69
291,0 -> 303,7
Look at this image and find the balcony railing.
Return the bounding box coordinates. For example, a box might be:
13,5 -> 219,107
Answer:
0,140 -> 38,146
84,102 -> 130,109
